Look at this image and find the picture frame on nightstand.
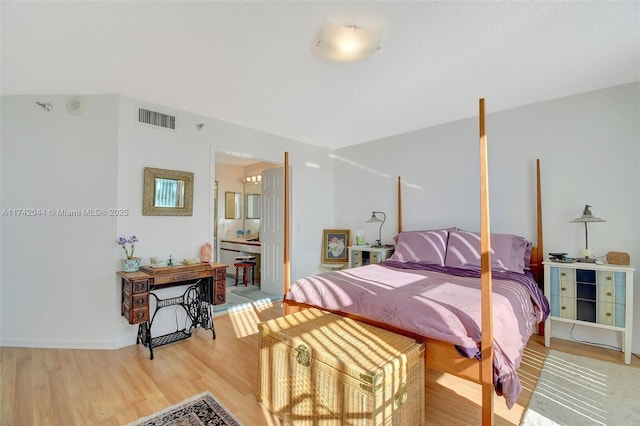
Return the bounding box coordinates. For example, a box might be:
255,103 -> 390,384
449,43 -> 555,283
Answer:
322,229 -> 350,263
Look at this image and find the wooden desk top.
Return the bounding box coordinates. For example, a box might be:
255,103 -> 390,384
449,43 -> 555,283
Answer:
140,262 -> 226,275
118,263 -> 227,286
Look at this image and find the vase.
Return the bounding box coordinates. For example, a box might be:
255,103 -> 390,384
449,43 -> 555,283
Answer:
122,257 -> 141,272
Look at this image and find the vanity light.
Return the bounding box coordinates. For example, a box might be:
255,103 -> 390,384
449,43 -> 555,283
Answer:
316,23 -> 385,62
243,174 -> 262,184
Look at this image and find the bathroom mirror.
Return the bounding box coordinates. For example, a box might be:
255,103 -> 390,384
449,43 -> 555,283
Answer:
225,191 -> 242,219
245,193 -> 261,219
143,167 -> 194,216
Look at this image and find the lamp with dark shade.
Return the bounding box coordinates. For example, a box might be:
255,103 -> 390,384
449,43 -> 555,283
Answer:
570,204 -> 606,263
365,211 -> 386,248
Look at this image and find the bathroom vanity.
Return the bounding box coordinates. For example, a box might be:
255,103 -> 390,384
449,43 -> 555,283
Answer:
220,239 -> 261,284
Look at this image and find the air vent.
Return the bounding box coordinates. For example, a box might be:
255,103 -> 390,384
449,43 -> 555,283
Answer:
138,108 -> 176,130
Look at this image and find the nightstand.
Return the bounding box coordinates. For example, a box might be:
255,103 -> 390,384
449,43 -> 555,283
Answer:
348,246 -> 394,268
543,260 -> 635,364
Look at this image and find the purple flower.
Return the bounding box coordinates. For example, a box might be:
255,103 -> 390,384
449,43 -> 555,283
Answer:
116,235 -> 138,259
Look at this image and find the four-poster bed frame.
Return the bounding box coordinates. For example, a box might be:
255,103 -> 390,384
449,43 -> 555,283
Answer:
281,100 -> 544,424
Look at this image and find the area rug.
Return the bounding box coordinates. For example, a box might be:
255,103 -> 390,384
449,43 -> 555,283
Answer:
127,391 -> 243,426
521,350 -> 640,425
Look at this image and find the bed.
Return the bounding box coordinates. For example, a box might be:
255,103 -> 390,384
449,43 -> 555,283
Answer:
283,229 -> 549,408
280,100 -> 549,420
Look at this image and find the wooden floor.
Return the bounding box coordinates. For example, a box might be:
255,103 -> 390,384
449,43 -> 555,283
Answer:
1,301 -> 637,425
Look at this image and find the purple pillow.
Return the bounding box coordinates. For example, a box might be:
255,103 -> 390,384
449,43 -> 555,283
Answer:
387,229 -> 449,266
523,241 -> 533,270
444,230 -> 530,274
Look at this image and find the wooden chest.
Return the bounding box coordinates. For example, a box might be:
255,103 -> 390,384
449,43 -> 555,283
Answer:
258,309 -> 425,425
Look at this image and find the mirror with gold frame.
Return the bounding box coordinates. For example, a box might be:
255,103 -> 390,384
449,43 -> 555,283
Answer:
143,167 -> 194,216
225,191 -> 242,219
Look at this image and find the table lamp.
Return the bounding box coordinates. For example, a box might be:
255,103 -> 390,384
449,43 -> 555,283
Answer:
570,205 -> 606,263
365,211 -> 386,248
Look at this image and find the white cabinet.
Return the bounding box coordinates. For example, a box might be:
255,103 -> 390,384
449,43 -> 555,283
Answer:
219,239 -> 261,283
348,246 -> 394,268
544,261 -> 634,364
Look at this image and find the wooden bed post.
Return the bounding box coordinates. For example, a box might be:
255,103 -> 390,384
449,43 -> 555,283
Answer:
536,159 -> 544,279
536,159 -> 544,335
283,152 -> 291,296
479,98 -> 494,425
397,176 -> 403,233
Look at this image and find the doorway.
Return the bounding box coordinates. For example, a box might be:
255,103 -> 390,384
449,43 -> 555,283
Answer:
214,152 -> 282,293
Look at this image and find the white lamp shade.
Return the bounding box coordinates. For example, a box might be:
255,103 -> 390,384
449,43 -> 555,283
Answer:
316,23 -> 384,62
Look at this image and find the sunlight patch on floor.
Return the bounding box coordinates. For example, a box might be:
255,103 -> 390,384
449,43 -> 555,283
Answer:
228,299 -> 277,338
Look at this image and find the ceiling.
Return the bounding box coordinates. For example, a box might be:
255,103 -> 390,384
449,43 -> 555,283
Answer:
2,1 -> 638,150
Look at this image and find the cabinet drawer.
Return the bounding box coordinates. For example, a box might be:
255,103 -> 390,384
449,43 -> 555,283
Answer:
597,285 -> 615,303
598,302 -> 615,326
577,300 -> 596,323
559,297 -> 575,319
215,280 -> 226,293
577,282 -> 596,301
597,271 -> 614,285
559,268 -> 575,284
353,251 -> 363,266
559,280 -> 576,299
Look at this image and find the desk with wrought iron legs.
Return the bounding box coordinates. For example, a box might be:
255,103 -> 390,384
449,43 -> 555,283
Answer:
119,263 -> 227,360
136,278 -> 214,359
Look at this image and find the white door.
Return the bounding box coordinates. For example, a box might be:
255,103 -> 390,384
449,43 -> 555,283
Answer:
260,166 -> 284,295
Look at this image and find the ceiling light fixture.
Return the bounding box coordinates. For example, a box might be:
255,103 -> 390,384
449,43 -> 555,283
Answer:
316,23 -> 384,62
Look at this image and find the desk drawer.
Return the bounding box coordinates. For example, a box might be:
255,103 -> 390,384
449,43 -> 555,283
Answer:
215,292 -> 226,305
153,269 -> 213,285
214,279 -> 226,305
123,279 -> 150,296
216,268 -> 227,281
123,303 -> 149,324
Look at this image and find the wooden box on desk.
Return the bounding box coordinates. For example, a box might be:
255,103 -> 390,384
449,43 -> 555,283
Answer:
257,308 -> 425,425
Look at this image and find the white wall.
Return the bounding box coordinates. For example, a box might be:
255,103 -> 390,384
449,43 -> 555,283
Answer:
1,94 -> 335,349
3,85 -> 636,353
334,82 -> 640,353
1,94 -> 120,348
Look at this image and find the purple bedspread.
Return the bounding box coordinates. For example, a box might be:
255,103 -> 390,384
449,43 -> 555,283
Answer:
284,262 -> 549,408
